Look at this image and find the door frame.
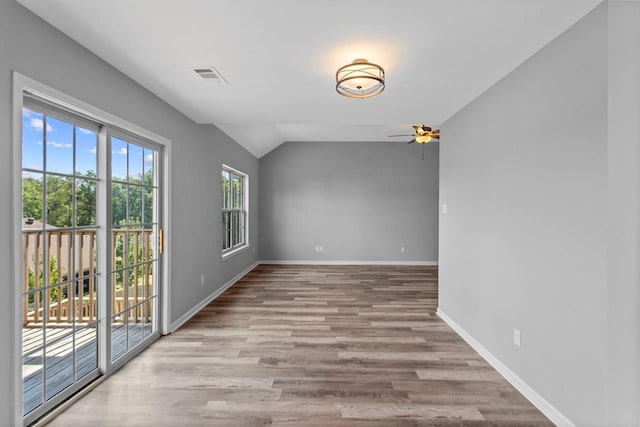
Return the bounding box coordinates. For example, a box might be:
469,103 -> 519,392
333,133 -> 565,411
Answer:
11,72 -> 173,426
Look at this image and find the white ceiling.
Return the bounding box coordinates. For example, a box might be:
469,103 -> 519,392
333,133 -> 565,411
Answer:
18,0 -> 601,158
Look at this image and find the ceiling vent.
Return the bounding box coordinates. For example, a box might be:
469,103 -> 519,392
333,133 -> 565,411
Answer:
192,66 -> 228,84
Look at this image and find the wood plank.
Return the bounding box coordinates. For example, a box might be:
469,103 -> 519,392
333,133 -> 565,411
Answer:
46,265 -> 552,426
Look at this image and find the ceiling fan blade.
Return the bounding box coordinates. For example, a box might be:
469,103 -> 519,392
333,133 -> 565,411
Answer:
388,134 -> 414,137
408,139 -> 416,144
412,125 -> 432,133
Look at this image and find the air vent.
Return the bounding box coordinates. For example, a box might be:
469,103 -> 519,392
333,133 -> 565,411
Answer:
192,66 -> 228,84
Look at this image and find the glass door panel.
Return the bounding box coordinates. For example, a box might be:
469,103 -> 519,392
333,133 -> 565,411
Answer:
109,134 -> 160,363
21,103 -> 101,421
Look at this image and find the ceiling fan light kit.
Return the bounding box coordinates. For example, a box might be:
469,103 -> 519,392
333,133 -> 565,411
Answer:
415,134 -> 432,143
336,58 -> 385,98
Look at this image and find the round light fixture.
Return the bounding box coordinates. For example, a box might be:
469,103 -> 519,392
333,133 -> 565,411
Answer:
336,58 -> 385,98
415,135 -> 432,144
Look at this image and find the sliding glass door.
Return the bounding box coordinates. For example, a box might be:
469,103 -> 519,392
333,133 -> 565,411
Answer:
20,99 -> 163,424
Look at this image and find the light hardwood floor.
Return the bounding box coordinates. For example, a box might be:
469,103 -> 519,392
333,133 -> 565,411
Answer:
46,265 -> 552,426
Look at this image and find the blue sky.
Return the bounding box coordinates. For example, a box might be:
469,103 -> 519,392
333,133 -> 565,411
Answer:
22,108 -> 154,180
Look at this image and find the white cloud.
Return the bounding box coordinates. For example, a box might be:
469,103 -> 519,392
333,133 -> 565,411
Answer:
47,141 -> 73,149
77,127 -> 94,135
114,147 -> 128,155
89,147 -> 97,154
30,118 -> 53,132
145,153 -> 153,163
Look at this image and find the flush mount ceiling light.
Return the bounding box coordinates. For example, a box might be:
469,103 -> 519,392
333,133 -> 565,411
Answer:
336,58 -> 385,98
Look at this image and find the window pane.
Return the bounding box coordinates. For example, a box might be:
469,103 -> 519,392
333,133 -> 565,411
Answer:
222,170 -> 230,209
128,265 -> 139,309
232,174 -> 242,209
75,327 -> 97,380
128,144 -> 143,184
23,232 -> 44,292
22,108 -> 44,171
111,182 -> 126,226
111,319 -> 127,362
46,175 -> 73,228
143,187 -> 154,225
22,321 -> 44,415
47,231 -> 72,286
75,179 -> 97,227
76,127 -> 97,177
24,290 -> 45,327
232,210 -> 244,247
46,116 -> 74,175
143,149 -> 154,185
76,275 -> 98,326
76,231 -> 97,280
222,212 -> 230,250
114,231 -> 125,271
111,137 -> 128,182
127,308 -> 143,350
142,298 -> 153,338
112,271 -> 124,317
128,185 -> 143,225
23,172 -> 44,224
45,331 -> 74,400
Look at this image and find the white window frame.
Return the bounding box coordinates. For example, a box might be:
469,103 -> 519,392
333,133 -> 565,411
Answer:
221,164 -> 249,259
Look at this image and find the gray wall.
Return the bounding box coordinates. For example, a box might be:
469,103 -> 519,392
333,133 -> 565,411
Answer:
0,1 -> 258,424
259,141 -> 439,262
606,2 -> 640,425
439,3 -> 639,426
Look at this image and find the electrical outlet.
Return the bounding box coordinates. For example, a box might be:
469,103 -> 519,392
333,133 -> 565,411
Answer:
319,246 -> 324,252
513,329 -> 521,347
442,203 -> 448,214
200,274 -> 205,285
400,246 -> 405,253
315,246 -> 320,252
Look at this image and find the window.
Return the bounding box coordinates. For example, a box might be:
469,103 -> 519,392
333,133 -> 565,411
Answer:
222,165 -> 248,255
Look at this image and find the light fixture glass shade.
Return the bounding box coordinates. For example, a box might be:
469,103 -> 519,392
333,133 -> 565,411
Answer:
336,58 -> 385,98
415,135 -> 432,143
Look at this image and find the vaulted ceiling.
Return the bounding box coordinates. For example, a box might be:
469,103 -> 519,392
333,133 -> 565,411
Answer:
18,0 -> 601,158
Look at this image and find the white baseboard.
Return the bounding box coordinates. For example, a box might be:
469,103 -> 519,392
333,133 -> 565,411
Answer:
436,308 -> 574,427
259,260 -> 438,266
169,262 -> 259,333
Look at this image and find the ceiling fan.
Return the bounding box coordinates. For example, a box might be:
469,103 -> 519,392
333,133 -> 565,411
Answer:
389,125 -> 440,144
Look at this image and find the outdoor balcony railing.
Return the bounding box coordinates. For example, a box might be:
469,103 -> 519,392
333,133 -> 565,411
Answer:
22,228 -> 154,327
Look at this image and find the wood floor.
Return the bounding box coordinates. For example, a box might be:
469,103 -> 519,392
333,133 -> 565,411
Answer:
46,265 -> 552,426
